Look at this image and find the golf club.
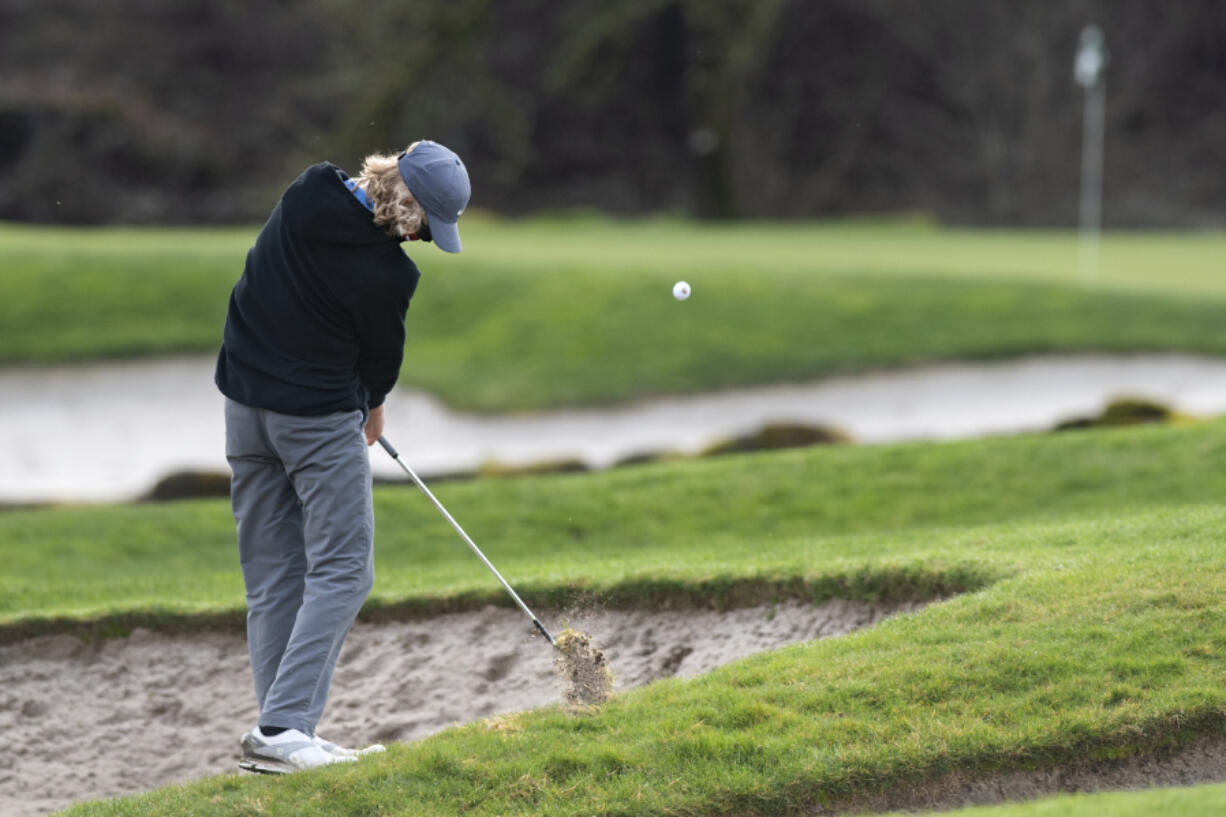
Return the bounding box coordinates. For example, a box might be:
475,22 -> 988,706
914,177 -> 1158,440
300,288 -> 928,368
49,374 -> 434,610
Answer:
377,435 -> 557,648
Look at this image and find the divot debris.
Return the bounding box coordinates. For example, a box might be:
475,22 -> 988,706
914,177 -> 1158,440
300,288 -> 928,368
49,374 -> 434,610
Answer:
554,628 -> 614,706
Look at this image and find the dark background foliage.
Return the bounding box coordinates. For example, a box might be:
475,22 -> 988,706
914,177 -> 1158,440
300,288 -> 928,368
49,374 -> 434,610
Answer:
2,0 -> 1223,226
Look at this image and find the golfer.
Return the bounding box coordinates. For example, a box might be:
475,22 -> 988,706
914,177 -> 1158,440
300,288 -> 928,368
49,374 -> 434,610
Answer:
215,140 -> 470,773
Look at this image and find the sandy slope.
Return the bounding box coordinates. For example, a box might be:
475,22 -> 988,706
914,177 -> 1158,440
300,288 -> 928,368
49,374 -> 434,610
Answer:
1,599 -> 916,816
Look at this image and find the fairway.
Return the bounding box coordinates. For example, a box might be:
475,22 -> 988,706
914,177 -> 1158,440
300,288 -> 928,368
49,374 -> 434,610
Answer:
3,220 -> 1226,411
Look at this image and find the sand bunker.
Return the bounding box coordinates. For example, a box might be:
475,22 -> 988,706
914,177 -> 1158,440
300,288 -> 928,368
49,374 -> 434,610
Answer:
6,598 -> 1222,817
1,599 -> 910,816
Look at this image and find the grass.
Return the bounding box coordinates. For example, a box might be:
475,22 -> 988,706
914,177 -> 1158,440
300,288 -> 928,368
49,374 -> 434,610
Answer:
882,783 -> 1226,817
6,217 -> 1226,814
7,418 -> 1226,635
2,218 -> 1225,410
1,421 -> 1222,815
50,504 -> 1226,816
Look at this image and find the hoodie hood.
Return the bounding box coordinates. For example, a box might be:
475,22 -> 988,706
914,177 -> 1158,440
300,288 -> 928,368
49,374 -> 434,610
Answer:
279,163 -> 394,247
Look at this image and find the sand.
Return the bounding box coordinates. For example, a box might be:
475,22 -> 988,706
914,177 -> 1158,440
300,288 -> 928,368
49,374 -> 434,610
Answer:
13,353 -> 1226,503
1,599 -> 911,815
3,598 -> 1222,816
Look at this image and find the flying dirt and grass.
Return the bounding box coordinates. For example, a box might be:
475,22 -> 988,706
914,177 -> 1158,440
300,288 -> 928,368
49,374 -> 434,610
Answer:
554,627 -> 614,707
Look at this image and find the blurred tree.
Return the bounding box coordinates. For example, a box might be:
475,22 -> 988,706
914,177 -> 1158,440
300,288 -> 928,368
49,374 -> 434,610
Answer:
1,0 -> 1222,225
0,0 -> 341,221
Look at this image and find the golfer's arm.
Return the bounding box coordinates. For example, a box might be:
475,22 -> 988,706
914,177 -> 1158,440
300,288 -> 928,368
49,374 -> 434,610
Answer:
356,287 -> 411,408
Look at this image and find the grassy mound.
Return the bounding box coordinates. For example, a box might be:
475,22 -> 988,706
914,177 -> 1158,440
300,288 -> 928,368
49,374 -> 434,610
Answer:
51,505 -> 1226,816
7,418 -> 1226,636
0,420 -> 1220,815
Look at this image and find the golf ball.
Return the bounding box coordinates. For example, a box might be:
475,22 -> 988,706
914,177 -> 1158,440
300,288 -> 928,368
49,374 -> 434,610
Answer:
673,281 -> 691,300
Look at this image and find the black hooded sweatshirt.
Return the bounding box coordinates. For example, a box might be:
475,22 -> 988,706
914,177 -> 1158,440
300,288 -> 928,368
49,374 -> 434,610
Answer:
215,163 -> 420,416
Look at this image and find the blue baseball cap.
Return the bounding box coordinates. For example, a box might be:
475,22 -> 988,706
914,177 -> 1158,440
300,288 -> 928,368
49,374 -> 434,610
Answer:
397,141 -> 471,253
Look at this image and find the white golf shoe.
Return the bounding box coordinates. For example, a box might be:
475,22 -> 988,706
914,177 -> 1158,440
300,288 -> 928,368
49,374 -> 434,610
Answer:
313,734 -> 386,758
238,727 -> 357,774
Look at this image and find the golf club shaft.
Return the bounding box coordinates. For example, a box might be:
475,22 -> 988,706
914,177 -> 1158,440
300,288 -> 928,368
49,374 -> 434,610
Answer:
377,436 -> 557,647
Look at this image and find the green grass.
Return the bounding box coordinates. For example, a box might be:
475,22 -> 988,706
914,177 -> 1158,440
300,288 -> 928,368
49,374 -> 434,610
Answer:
51,504 -> 1226,816
883,783 -> 1226,817
2,219 -> 1225,410
7,217 -> 1226,815
3,421 -> 1223,815
7,418 -> 1226,635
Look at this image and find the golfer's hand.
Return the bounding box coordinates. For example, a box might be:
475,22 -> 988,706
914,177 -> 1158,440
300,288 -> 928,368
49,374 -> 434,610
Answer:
365,404 -> 385,446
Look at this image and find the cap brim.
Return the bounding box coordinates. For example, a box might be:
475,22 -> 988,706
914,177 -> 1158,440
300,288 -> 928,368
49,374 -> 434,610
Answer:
428,214 -> 462,253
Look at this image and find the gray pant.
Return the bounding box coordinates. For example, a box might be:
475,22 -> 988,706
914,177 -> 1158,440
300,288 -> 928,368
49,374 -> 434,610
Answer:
224,397 -> 374,735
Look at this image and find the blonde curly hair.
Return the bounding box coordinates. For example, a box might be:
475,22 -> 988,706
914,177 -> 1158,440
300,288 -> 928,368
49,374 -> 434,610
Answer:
354,141 -> 428,239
